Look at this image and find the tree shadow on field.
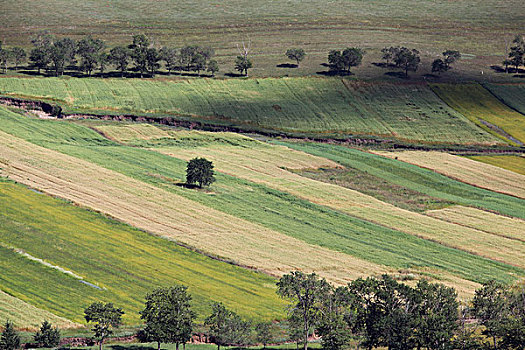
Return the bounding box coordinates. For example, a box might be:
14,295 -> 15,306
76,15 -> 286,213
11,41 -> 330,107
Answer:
276,63 -> 298,68
316,70 -> 353,76
385,71 -> 409,79
224,72 -> 246,77
110,345 -> 155,350
175,182 -> 201,189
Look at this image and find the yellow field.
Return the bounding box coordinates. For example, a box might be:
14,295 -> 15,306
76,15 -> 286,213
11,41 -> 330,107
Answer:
0,130 -> 389,285
467,155 -> 525,176
427,206 -> 525,242
0,290 -> 80,330
96,125 -> 525,269
373,151 -> 525,199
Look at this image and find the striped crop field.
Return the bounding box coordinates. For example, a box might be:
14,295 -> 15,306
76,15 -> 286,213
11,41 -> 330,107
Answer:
466,154 -> 525,175
430,83 -> 525,145
426,206 -> 525,242
0,108 -> 522,295
0,289 -> 80,330
0,179 -> 288,324
0,77 -> 500,145
484,83 -> 525,115
373,150 -> 525,199
84,123 -> 525,273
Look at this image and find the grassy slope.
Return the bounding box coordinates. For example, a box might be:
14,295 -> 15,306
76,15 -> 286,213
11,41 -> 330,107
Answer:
430,83 -> 525,145
1,0 -> 523,81
0,109 -> 522,289
0,77 -> 500,145
374,151 -> 525,199
277,141 -> 525,220
467,155 -> 525,175
0,179 -> 286,324
484,84 -> 525,115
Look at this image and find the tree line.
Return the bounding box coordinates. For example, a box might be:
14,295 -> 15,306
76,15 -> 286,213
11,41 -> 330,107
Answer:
1,272 -> 523,350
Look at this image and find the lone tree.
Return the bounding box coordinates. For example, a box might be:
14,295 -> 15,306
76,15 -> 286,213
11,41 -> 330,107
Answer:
0,320 -> 20,350
234,55 -> 252,76
394,47 -> 420,77
328,48 -> 364,74
186,157 -> 215,188
277,271 -> 331,350
140,286 -> 196,350
285,48 -> 306,67
34,321 -> 61,348
84,302 -> 124,350
432,50 -> 461,75
205,303 -> 251,350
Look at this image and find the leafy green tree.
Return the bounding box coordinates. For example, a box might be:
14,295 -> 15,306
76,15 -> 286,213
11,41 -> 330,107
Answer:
160,47 -> 178,74
77,36 -> 105,76
130,34 -> 150,77
431,58 -> 447,75
235,55 -> 253,76
255,322 -> 274,349
109,46 -> 130,77
394,47 -> 420,77
205,303 -> 251,350
0,321 -> 20,350
146,47 -> 160,76
49,38 -> 76,76
472,281 -> 508,350
186,157 -> 215,188
277,271 -> 331,350
84,302 -> 124,350
207,59 -> 219,76
381,46 -> 400,65
34,321 -> 60,348
328,48 -> 363,74
443,50 -> 461,69
508,34 -> 524,73
11,47 -> 26,70
29,31 -> 53,74
0,48 -> 11,74
328,50 -> 344,73
180,45 -> 198,72
141,286 -> 196,350
285,48 -> 306,67
192,53 -> 206,75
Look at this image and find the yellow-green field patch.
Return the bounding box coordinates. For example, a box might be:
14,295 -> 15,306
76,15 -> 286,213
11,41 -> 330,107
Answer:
467,155 -> 525,175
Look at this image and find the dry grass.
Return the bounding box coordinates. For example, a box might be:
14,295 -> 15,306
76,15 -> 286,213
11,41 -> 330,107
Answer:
106,126 -> 525,269
0,290 -> 80,330
374,151 -> 525,199
426,206 -> 525,242
0,130 -> 387,286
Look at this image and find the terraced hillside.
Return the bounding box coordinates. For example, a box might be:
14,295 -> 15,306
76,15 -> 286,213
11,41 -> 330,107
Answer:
430,83 -> 525,145
0,77 -> 501,145
484,84 -> 525,115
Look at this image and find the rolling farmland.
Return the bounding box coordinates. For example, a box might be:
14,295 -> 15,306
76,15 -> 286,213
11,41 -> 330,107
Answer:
0,77 -> 501,145
374,150 -> 525,199
484,84 -> 525,115
467,155 -> 525,175
0,108 -> 522,294
430,83 -> 525,145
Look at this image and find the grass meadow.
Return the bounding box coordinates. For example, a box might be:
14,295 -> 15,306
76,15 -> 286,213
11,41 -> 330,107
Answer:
430,83 -> 525,145
0,77 -> 502,145
1,0 -> 523,81
0,109 -> 523,294
484,84 -> 525,115
467,155 -> 525,175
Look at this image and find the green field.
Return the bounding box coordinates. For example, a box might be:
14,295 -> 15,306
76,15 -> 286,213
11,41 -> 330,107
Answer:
1,0 -> 523,81
276,141 -> 525,220
467,155 -> 525,175
0,108 -> 523,290
484,84 -> 525,115
430,83 -> 525,145
0,77 -> 501,145
0,178 -> 286,325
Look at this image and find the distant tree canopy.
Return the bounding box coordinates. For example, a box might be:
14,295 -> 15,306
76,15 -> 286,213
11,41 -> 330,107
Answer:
507,34 -> 524,73
328,48 -> 364,74
33,321 -> 60,348
186,157 -> 215,188
205,302 -> 251,350
380,46 -> 421,76
84,302 -> 124,350
286,48 -> 306,67
432,50 -> 461,75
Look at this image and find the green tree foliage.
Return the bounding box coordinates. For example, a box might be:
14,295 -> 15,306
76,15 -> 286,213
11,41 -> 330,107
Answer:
130,34 -> 150,78
205,303 -> 251,350
277,271 -> 331,350
0,321 -> 20,350
508,34 -> 524,73
285,48 -> 306,67
0,47 -> 11,74
160,47 -> 178,74
84,302 -> 124,350
328,48 -> 363,74
235,55 -> 253,76
186,157 -> 215,188
33,321 -> 60,348
431,59 -> 448,75
11,47 -> 26,70
192,53 -> 206,75
29,31 -> 53,74
255,322 -> 274,349
393,47 -> 420,77
207,59 -> 219,76
77,36 -> 105,76
432,50 -> 461,75
109,46 -> 130,77
381,46 -> 400,65
146,47 -> 160,77
140,286 -> 196,350
49,37 -> 76,76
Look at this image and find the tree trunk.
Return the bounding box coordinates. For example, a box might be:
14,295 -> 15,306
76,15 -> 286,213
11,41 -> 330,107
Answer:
158,341 -> 161,350
99,340 -> 103,350
176,342 -> 179,350
217,344 -> 220,350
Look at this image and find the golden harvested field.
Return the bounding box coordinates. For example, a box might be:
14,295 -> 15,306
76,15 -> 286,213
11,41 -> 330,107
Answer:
467,155 -> 525,176
98,124 -> 525,269
0,130 -> 387,285
426,206 -> 525,242
373,151 -> 525,199
0,290 -> 80,330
